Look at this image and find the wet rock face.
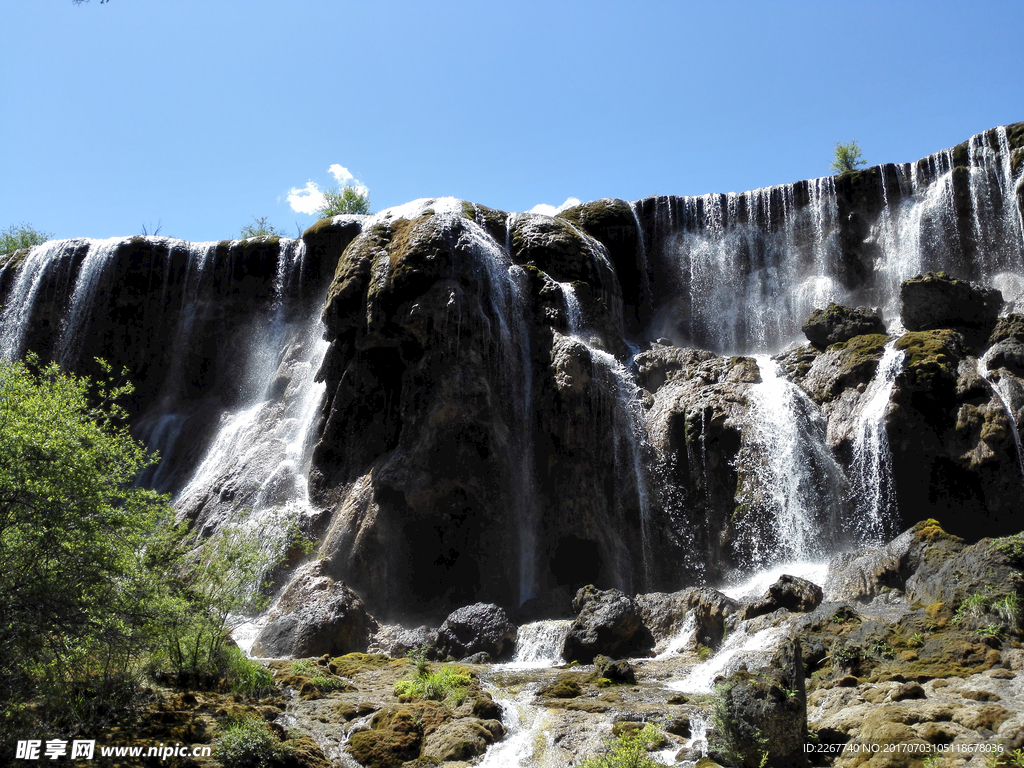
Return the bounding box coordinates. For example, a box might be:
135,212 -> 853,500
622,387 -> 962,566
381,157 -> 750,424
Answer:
802,303 -> 886,348
434,603 -> 517,661
887,327 -> 1023,538
562,586 -> 644,663
311,200 -> 668,619
899,272 -> 1003,334
251,561 -> 377,658
636,587 -> 738,651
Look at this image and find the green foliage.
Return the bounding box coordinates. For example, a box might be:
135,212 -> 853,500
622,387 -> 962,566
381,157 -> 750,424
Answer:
240,216 -> 284,239
147,512 -> 288,687
316,185 -> 371,216
393,659 -> 471,706
0,355 -> 172,727
226,645 -> 274,698
290,658 -> 348,693
952,593 -> 990,625
215,715 -> 283,768
993,592 -> 1023,629
830,140 -> 866,174
1,222 -> 52,255
830,641 -> 861,670
577,723 -> 664,768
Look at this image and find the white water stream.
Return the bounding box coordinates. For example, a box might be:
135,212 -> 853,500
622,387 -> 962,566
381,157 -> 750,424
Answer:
850,341 -> 905,542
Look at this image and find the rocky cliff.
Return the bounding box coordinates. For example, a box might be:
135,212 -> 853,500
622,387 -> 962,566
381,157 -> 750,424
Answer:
1,124 -> 1023,625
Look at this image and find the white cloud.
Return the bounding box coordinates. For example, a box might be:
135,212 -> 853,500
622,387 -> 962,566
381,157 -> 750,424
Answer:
287,164 -> 369,216
287,181 -> 326,215
529,197 -> 581,216
328,164 -> 354,185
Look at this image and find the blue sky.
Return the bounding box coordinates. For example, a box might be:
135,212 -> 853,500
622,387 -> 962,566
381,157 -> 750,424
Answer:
2,0 -> 1022,242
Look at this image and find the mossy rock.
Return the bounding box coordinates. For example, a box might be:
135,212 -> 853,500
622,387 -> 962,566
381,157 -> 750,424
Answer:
538,673 -> 584,699
894,329 -> 962,389
331,652 -> 394,678
802,302 -> 885,348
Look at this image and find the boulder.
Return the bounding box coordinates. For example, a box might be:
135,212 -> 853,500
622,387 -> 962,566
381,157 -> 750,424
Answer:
708,639 -> 807,768
368,624 -> 438,658
251,561 -> 376,658
420,718 -> 503,762
802,303 -> 885,348
593,655 -> 636,684
636,587 -> 738,651
899,272 -> 1003,333
562,586 -> 643,663
740,575 -> 823,620
435,603 -> 517,661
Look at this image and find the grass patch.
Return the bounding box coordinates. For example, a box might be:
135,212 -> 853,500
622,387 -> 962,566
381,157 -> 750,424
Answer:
225,646 -> 274,698
290,658 -> 351,693
578,723 -> 665,768
393,665 -> 471,706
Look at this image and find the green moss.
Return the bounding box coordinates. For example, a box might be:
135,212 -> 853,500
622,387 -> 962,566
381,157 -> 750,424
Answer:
992,533 -> 1024,566
330,652 -> 394,678
895,329 -> 961,387
539,673 -> 583,699
303,216 -> 343,239
951,140 -> 969,169
911,518 -> 961,544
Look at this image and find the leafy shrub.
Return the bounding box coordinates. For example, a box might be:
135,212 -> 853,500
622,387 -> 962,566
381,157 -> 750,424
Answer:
578,723 -> 664,768
215,715 -> 282,768
240,216 -> 283,239
0,222 -> 51,254
316,185 -> 370,216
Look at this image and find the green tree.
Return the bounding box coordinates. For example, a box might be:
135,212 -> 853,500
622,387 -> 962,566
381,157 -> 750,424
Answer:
240,216 -> 284,239
0,356 -> 171,729
316,185 -> 371,217
1,223 -> 52,255
831,140 -> 866,174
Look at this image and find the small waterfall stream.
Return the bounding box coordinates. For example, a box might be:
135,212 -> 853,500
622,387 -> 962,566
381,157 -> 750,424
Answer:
850,341 -> 905,542
735,356 -> 846,565
558,281 -> 656,588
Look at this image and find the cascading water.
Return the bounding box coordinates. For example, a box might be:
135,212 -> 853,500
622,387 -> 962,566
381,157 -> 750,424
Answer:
500,620 -> 572,669
0,239 -> 86,360
558,281 -> 655,589
734,356 -> 847,565
643,126 -> 1024,354
849,342 -> 905,542
659,179 -> 849,354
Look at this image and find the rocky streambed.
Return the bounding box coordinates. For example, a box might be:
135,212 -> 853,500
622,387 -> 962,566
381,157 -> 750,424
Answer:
121,519 -> 1024,768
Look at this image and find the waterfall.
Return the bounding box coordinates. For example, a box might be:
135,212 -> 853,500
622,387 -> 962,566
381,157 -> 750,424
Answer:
558,281 -> 655,588
734,356 -> 846,565
642,125 -> 1024,354
55,238 -> 125,367
162,239 -> 329,561
0,239 -> 84,360
476,682 -> 552,768
501,620 -> 573,669
659,182 -> 850,354
666,622 -> 790,694
849,341 -> 905,542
